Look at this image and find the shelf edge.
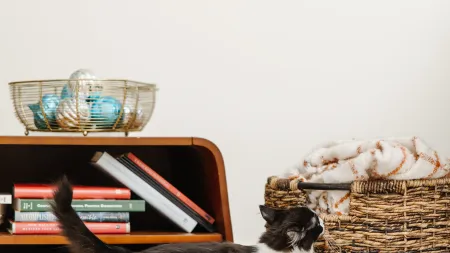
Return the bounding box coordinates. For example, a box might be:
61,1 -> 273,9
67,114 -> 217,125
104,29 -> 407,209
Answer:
191,137 -> 233,242
0,232 -> 223,245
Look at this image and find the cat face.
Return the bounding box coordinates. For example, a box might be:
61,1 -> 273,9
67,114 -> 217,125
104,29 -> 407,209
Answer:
258,205 -> 324,252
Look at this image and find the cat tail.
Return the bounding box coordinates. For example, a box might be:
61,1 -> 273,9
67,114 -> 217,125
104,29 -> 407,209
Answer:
50,175 -> 115,253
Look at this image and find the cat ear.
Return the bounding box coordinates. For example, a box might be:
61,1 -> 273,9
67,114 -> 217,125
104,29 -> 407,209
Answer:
259,205 -> 276,224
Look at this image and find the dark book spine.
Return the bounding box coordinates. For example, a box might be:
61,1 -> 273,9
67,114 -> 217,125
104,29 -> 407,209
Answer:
125,152 -> 215,224
117,156 -> 216,233
14,199 -> 145,212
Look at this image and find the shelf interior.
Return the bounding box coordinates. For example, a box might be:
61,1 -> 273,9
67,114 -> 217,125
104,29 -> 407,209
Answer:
0,143 -> 225,249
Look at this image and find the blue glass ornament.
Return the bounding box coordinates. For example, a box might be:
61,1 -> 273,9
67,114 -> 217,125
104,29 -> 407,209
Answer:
60,85 -> 71,100
28,94 -> 60,129
87,86 -> 102,102
90,96 -> 123,128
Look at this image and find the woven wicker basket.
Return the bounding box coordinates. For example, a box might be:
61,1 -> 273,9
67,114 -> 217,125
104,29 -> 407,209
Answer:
265,176 -> 450,253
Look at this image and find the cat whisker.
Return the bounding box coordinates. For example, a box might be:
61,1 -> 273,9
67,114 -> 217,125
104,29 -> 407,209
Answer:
288,232 -> 299,249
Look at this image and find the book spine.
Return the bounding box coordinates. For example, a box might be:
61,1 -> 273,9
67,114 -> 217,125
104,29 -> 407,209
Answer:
10,222 -> 130,234
0,194 -> 12,204
91,152 -> 197,233
126,153 -> 215,224
118,157 -> 215,233
14,186 -> 130,199
14,199 -> 145,212
14,211 -> 130,222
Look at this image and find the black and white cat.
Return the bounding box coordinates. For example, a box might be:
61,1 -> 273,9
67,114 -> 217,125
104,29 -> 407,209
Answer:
51,176 -> 324,253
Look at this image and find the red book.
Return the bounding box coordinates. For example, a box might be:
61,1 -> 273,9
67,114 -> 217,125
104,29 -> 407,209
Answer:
126,152 -> 215,224
13,184 -> 131,199
9,221 -> 130,234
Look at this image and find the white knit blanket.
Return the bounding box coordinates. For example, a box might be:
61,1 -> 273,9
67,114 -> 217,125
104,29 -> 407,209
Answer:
284,137 -> 450,215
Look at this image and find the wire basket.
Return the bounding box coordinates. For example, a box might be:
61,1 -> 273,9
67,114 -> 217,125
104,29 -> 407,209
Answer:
9,79 -> 157,136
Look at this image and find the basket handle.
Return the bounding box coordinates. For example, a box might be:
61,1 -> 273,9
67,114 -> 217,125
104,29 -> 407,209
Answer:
297,182 -> 351,191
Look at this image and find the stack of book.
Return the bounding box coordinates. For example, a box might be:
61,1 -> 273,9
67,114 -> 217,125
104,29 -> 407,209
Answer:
91,152 -> 216,233
8,184 -> 145,235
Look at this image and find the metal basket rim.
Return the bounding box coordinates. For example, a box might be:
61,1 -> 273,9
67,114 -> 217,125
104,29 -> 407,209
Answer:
8,79 -> 157,88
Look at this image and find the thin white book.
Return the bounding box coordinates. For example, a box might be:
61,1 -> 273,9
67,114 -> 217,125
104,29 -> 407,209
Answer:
0,194 -> 12,204
91,152 -> 198,233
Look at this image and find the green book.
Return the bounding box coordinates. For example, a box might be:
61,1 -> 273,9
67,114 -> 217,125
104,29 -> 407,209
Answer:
13,199 -> 146,212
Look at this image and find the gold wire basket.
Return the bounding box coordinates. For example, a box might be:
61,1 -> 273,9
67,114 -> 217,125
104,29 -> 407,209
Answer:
9,79 -> 157,136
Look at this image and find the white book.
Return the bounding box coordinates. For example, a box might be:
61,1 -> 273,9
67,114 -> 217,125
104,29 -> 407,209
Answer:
91,152 -> 198,233
0,194 -> 12,204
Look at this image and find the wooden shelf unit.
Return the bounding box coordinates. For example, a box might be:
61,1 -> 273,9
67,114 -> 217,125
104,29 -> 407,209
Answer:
0,136 -> 232,250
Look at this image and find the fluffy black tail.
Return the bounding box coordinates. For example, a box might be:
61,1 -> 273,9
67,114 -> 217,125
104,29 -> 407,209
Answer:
50,176 -> 123,253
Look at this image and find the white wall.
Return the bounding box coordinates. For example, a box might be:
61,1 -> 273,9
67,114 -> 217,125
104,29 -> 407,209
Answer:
1,0 -> 450,245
